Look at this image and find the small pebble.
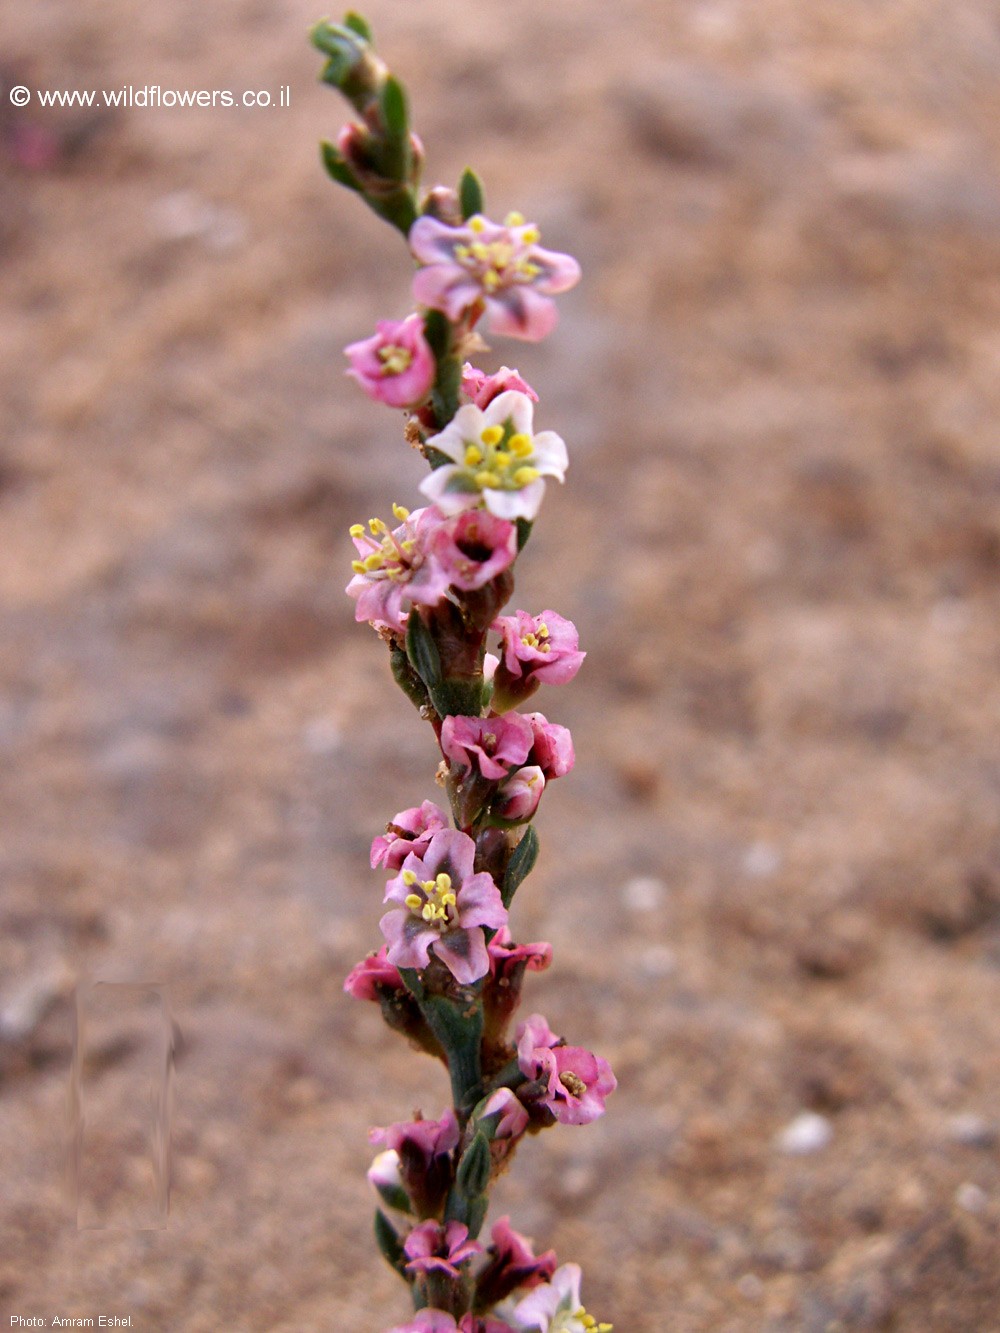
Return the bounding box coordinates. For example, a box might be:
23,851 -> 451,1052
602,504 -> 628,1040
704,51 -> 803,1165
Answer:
622,875 -> 666,912
777,1111 -> 833,1155
956,1182 -> 988,1215
743,841 -> 782,878
946,1114 -> 997,1149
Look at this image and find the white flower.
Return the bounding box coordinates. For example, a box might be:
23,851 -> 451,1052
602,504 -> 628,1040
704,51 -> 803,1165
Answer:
420,390 -> 567,522
508,1264 -> 612,1332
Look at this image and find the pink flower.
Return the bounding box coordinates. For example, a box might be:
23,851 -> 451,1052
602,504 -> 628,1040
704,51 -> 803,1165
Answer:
346,505 -> 451,634
420,392 -> 567,522
371,800 -> 450,871
404,1220 -> 483,1279
493,610 -> 585,687
477,1087 -> 529,1141
492,766 -> 545,823
507,1263 -> 612,1332
516,1013 -> 617,1126
462,363 -> 538,409
431,510 -> 518,591
345,313 -> 436,408
441,713 -> 535,781
488,927 -> 553,980
388,1317 -> 517,1333
475,1216 -> 557,1308
380,829 -> 507,984
410,211 -> 580,341
343,945 -> 405,1001
519,712 -> 575,781
369,1109 -> 459,1217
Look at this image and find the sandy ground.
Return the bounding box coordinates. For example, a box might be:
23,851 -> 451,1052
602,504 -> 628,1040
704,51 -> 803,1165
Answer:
2,1 -> 1000,1329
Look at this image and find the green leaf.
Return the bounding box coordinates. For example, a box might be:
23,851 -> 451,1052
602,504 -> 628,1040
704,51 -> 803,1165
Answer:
502,825 -> 539,908
343,11 -> 372,41
516,517 -> 533,551
374,1209 -> 406,1272
406,611 -> 442,689
311,20 -> 367,75
455,1131 -> 491,1197
390,644 -> 431,711
422,309 -> 451,360
320,140 -> 361,192
427,676 -> 484,720
459,167 -> 484,220
420,991 -> 484,1112
380,75 -> 409,139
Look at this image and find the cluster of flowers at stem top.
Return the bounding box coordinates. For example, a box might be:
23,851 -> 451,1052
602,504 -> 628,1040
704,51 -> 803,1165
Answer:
313,13 -> 615,1332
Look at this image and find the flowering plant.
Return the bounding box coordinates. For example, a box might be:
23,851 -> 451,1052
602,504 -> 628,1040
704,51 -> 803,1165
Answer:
313,15 -> 615,1329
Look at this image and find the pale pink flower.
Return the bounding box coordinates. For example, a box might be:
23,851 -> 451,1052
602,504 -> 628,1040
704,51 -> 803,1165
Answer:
487,926 -> 553,980
371,800 -> 450,871
523,713 -> 575,780
369,1109 -> 459,1218
516,1014 -> 617,1127
492,765 -> 545,823
404,1220 -> 483,1278
343,945 -> 404,1001
345,313 -> 436,408
507,1263 -> 612,1332
420,392 -> 567,522
410,211 -> 580,341
441,713 -> 535,782
380,829 -> 507,984
431,509 -> 518,591
388,1316 -> 517,1333
462,363 -> 538,409
477,1088 -> 529,1141
346,505 -> 451,633
493,610 -> 585,687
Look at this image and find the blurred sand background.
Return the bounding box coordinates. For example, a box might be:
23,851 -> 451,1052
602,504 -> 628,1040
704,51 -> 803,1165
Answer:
2,0 -> 1000,1328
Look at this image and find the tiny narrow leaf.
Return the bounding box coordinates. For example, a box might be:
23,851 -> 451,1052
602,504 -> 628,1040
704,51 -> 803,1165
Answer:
380,75 -> 409,139
502,824 -> 539,908
459,167 -> 484,220
343,11 -> 373,40
374,1209 -> 407,1273
456,1131 -> 491,1198
406,611 -> 442,689
320,141 -> 361,192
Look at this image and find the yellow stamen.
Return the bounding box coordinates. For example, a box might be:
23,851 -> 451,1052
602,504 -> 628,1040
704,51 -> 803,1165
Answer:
521,226 -> 540,245
482,270 -> 500,292
494,450 -> 512,468
363,553 -> 384,571
475,470 -> 501,489
351,560 -> 367,574
481,425 -> 504,447
349,523 -> 365,538
513,466 -> 540,486
465,444 -> 484,466
469,216 -> 486,233
392,503 -> 410,521
537,622 -> 549,638
404,893 -> 423,911
435,873 -> 452,891
505,210 -> 525,227
401,870 -> 418,886
369,518 -> 386,535
508,433 -> 531,455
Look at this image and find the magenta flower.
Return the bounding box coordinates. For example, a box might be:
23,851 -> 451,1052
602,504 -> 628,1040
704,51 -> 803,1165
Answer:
380,829 -> 507,984
345,313 -> 436,409
410,211 -> 580,341
492,765 -> 545,823
431,509 -> 518,591
441,713 -> 535,781
523,712 -> 575,780
462,363 -> 539,409
420,392 -> 567,522
404,1220 -> 483,1279
346,505 -> 451,634
493,610 -> 585,687
475,1215 -> 558,1308
388,1316 -> 517,1333
369,1108 -> 459,1218
343,945 -> 405,1001
506,1263 -> 612,1332
516,1013 -> 617,1127
371,800 -> 450,872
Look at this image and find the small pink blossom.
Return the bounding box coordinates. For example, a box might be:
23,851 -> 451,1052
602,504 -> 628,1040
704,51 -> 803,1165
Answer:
431,510 -> 518,591
369,1109 -> 459,1217
492,765 -> 545,823
343,945 -> 405,1001
476,1216 -> 557,1308
441,713 -> 535,782
420,392 -> 567,522
380,829 -> 507,984
516,1013 -> 617,1126
477,1087 -> 530,1141
462,363 -> 539,409
488,927 -> 553,980
523,713 -> 575,780
493,610 -> 585,687
345,313 -> 436,408
371,800 -> 450,871
346,505 -> 451,634
410,211 -> 580,341
404,1220 -> 483,1279
388,1316 -> 517,1333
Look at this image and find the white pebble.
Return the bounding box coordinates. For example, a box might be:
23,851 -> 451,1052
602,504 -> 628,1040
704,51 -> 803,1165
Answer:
777,1111 -> 833,1156
743,841 -> 782,878
956,1182 -> 988,1215
622,875 -> 665,912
